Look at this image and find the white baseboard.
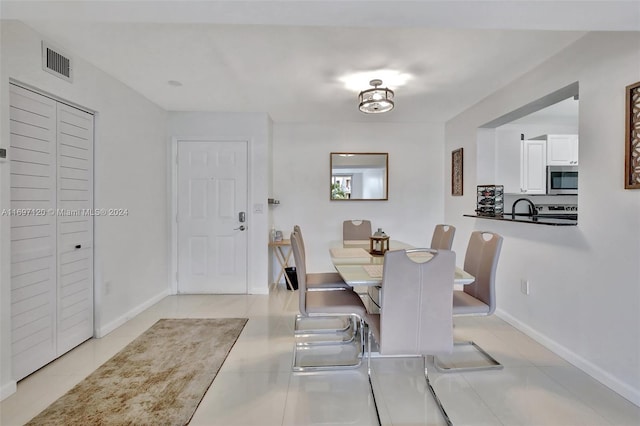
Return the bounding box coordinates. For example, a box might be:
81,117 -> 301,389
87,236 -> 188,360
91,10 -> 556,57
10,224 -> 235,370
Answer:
0,380 -> 17,401
496,308 -> 640,407
95,289 -> 170,338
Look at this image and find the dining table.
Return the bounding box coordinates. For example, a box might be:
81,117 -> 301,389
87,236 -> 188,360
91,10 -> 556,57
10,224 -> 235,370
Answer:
330,240 -> 475,287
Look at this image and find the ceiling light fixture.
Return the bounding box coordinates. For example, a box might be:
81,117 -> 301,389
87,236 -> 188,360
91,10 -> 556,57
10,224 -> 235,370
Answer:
358,79 -> 394,114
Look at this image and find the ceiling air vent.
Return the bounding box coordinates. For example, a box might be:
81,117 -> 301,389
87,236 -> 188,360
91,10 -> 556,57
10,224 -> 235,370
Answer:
41,41 -> 73,82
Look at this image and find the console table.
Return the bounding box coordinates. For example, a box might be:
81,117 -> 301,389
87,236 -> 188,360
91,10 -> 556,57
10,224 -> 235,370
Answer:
269,239 -> 294,290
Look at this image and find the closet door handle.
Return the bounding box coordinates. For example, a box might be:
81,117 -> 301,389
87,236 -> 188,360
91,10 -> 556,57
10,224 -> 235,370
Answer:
75,244 -> 82,249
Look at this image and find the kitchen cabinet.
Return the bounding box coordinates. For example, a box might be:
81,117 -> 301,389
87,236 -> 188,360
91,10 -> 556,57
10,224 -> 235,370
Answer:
495,135 -> 521,193
521,140 -> 547,194
546,134 -> 579,165
496,138 -> 546,194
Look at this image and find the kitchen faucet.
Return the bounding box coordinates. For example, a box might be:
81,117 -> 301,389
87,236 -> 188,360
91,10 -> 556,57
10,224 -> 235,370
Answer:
512,198 -> 538,218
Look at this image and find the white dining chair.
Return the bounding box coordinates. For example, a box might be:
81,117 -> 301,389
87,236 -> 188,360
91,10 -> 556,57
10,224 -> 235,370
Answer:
293,225 -> 351,291
291,225 -> 354,338
342,219 -> 372,241
291,231 -> 369,371
435,230 -> 504,372
365,248 -> 455,426
430,224 -> 456,250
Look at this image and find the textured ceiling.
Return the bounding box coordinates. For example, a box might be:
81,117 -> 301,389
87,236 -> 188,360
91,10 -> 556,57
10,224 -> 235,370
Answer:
3,1 -> 637,123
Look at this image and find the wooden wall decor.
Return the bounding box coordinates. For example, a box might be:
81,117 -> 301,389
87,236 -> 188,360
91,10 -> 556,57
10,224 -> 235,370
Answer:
625,81 -> 640,189
452,148 -> 464,196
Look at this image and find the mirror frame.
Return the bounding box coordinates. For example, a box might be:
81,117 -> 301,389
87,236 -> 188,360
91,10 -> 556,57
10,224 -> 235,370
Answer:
330,152 -> 389,201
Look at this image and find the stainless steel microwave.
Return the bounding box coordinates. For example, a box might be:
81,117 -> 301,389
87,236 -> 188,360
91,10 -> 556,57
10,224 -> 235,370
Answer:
547,166 -> 578,195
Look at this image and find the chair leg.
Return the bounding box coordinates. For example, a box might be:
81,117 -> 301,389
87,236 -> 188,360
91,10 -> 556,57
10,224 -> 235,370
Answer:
366,334 -> 452,426
433,340 -> 503,372
296,321 -> 357,347
294,314 -> 353,335
292,314 -> 364,372
294,315 -> 357,347
424,356 -> 453,426
357,317 -> 364,354
295,333 -> 356,347
292,347 -> 363,372
366,328 -> 382,426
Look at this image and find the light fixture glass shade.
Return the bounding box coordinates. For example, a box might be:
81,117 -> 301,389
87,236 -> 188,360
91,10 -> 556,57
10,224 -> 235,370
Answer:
359,79 -> 394,114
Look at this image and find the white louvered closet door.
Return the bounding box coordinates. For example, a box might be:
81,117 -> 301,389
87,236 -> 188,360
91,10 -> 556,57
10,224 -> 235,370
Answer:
9,84 -> 94,380
9,84 -> 58,380
56,103 -> 94,355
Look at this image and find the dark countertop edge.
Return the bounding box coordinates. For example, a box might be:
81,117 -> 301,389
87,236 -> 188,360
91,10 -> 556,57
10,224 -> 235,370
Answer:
464,214 -> 578,226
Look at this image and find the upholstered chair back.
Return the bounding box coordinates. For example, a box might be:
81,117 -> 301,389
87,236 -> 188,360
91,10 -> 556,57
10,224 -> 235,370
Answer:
342,220 -> 372,241
379,249 -> 454,356
462,231 -> 503,314
291,231 -> 308,315
430,224 -> 456,250
293,225 -> 305,260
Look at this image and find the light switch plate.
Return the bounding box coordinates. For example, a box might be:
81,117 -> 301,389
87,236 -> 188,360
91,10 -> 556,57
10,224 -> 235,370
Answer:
0,148 -> 6,159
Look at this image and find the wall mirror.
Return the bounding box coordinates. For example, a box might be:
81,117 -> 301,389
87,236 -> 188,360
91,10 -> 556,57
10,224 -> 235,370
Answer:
330,153 -> 388,200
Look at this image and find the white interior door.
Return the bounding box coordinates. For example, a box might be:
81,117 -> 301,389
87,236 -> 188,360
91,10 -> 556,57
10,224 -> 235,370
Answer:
177,140 -> 248,294
56,103 -> 94,355
10,84 -> 95,380
9,84 -> 58,380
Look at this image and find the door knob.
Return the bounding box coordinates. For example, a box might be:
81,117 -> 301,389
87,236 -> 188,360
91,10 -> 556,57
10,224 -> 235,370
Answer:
234,225 -> 246,231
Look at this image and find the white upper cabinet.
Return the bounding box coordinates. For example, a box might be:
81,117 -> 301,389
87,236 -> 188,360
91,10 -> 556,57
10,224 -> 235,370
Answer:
495,137 -> 547,194
546,134 -> 579,165
494,134 -> 521,193
521,139 -> 547,194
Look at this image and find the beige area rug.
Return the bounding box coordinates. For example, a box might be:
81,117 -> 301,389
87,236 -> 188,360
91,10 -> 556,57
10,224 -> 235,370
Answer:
27,318 -> 248,426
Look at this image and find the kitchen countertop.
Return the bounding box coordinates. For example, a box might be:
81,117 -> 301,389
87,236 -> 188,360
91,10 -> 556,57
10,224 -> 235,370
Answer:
464,213 -> 578,226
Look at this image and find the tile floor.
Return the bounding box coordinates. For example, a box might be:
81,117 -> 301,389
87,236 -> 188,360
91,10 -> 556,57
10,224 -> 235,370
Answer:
1,285 -> 639,425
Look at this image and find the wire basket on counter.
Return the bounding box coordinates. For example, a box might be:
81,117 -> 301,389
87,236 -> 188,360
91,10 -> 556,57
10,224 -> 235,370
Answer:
476,185 -> 504,217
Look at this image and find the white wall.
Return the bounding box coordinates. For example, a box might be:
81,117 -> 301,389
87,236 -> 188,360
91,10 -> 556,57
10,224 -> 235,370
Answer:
272,122 -> 445,273
166,112 -> 271,295
444,32 -> 640,405
0,21 -> 169,398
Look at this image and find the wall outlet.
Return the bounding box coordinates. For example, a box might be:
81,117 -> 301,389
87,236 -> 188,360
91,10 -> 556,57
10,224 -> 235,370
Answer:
105,280 -> 112,295
520,279 -> 530,295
